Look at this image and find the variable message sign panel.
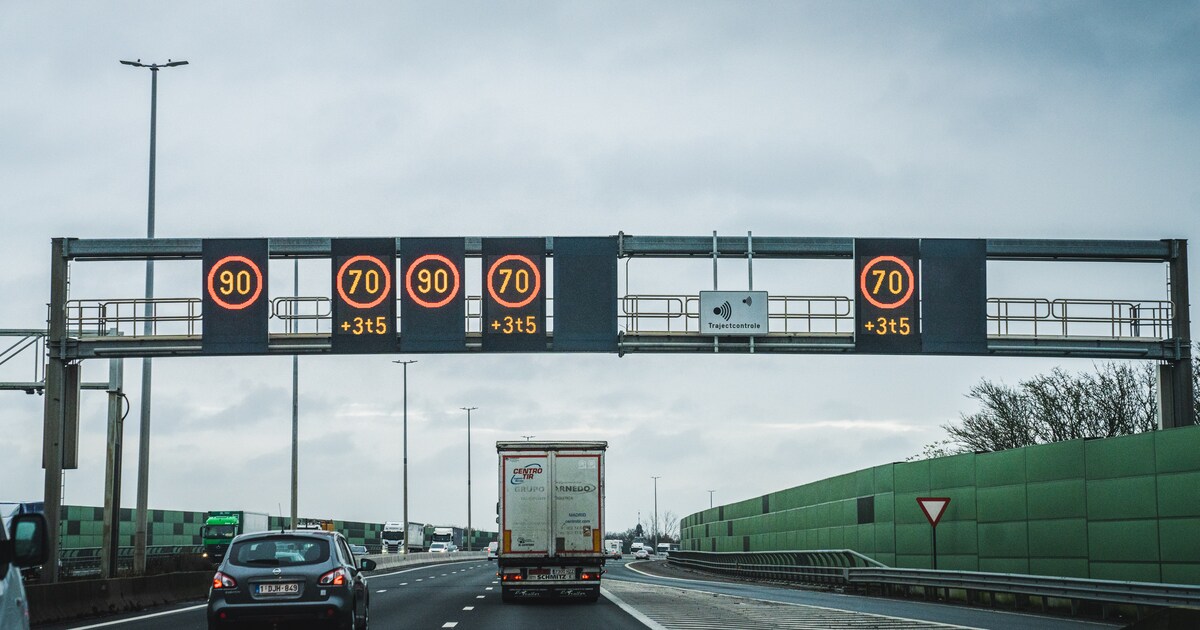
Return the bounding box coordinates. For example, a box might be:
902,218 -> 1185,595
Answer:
920,239 -> 987,355
400,237 -> 466,352
202,238 -> 269,355
331,238 -> 396,354
482,238 -> 546,352
855,238 -> 920,354
552,236 -> 618,352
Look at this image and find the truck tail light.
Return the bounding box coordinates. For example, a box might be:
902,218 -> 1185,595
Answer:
212,572 -> 237,589
580,571 -> 599,580
319,568 -> 349,586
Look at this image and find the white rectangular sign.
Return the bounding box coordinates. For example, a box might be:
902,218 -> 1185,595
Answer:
699,291 -> 768,336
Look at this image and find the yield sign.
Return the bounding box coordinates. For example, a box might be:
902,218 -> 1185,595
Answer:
917,497 -> 951,527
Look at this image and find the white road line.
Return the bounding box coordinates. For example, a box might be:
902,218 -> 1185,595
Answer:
400,582 -> 408,586
463,606 -> 475,610
600,588 -> 668,630
485,586 -> 493,590
442,623 -> 458,628
376,589 -> 387,593
62,604 -> 207,629
476,595 -> 485,599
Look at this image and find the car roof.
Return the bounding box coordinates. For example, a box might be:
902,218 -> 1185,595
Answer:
233,530 -> 342,542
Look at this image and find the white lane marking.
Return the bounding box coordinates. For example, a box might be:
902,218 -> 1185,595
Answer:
376,589 -> 387,593
442,623 -> 458,628
476,595 -> 486,599
416,578 -> 424,581
484,586 -> 493,590
463,606 -> 475,610
401,582 -> 409,586
600,588 -> 668,630
62,604 -> 207,629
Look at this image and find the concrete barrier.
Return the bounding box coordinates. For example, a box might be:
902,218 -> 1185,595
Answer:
26,571 -> 211,626
367,550 -> 486,571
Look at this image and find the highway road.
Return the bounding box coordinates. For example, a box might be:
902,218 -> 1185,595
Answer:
41,557 -> 1125,630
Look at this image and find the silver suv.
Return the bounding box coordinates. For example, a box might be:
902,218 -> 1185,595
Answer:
0,512 -> 49,629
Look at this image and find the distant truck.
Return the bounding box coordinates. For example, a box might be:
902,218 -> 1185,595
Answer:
381,521 -> 426,553
200,510 -> 270,564
497,440 -> 607,603
430,526 -> 463,549
295,517 -> 335,531
604,539 -> 623,559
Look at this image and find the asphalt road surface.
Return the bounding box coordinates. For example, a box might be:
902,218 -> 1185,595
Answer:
41,557 -> 1127,630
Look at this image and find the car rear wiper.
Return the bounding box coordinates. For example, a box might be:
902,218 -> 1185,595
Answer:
244,558 -> 281,565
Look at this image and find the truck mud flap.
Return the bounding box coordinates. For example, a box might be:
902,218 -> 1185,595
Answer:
502,585 -> 600,602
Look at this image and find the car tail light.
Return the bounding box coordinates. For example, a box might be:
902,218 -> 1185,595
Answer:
319,568 -> 349,586
212,572 -> 237,589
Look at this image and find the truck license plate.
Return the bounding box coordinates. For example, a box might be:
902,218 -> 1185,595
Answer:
529,569 -> 572,581
257,582 -> 300,595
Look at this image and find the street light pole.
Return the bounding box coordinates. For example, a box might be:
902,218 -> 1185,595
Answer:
120,57 -> 187,575
708,490 -> 715,509
521,435 -> 535,441
651,476 -> 661,551
461,407 -> 477,551
393,360 -> 417,554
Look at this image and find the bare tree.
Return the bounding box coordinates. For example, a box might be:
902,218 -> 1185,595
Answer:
920,360 -> 1177,459
943,379 -> 1037,452
659,511 -> 679,543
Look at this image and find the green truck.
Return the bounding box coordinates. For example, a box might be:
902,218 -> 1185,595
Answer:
200,510 -> 270,564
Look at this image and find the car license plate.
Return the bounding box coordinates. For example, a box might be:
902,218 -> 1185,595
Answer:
257,582 -> 300,595
529,569 -> 572,581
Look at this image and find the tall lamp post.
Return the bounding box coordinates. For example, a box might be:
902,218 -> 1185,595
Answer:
120,57 -> 187,574
461,406 -> 477,551
651,476 -> 661,551
708,490 -> 715,508
393,360 -> 417,553
521,435 -> 535,441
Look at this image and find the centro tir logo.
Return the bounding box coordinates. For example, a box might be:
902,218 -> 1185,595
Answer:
510,463 -> 543,485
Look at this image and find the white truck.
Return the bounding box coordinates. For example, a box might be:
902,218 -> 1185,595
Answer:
381,521 -> 426,553
496,440 -> 607,603
604,539 -> 623,559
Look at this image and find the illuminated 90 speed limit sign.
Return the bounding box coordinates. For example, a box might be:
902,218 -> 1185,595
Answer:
399,238 -> 467,352
202,239 -> 270,354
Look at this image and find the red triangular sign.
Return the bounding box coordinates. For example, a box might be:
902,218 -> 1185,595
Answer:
917,497 -> 950,527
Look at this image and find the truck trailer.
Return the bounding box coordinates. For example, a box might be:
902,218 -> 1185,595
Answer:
496,440 -> 606,603
200,510 -> 270,564
381,521 -> 426,553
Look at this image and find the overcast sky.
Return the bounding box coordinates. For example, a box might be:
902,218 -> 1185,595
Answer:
1,2 -> 1197,537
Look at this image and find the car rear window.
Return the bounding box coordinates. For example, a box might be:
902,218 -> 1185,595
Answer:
228,537 -> 330,567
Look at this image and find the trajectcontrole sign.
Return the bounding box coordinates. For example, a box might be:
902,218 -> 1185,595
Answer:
332,238 -> 396,354
855,238 -> 920,354
202,238 -> 269,354
482,238 -> 546,352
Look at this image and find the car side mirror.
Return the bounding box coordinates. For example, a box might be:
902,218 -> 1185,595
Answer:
359,558 -> 376,572
10,513 -> 49,568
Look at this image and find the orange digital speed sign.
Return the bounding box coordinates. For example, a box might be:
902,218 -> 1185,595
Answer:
332,238 -> 397,354
482,238 -> 546,352
399,238 -> 466,352
854,238 -> 921,354
202,239 -> 269,354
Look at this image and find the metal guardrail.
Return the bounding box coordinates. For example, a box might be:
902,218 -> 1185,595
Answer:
847,567 -> 1200,609
667,550 -> 1200,610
